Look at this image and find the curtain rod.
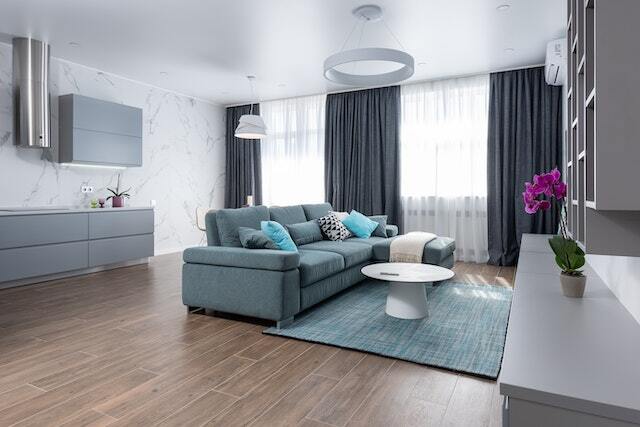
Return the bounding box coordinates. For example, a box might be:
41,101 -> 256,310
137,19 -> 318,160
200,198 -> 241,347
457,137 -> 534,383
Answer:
225,63 -> 545,108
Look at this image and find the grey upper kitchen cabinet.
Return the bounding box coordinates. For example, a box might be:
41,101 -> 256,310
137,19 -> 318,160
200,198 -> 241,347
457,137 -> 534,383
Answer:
58,94 -> 143,167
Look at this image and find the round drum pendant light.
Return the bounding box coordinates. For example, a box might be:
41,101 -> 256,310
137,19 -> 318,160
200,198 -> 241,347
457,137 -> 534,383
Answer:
323,5 -> 415,86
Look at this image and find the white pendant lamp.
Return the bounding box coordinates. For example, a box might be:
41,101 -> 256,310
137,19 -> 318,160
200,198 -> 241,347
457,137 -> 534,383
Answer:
234,76 -> 267,139
324,4 -> 414,86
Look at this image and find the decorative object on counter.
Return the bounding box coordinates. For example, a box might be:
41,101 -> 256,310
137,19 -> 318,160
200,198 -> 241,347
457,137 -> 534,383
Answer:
523,168 -> 586,297
107,174 -> 131,208
90,199 -> 98,209
98,198 -> 106,208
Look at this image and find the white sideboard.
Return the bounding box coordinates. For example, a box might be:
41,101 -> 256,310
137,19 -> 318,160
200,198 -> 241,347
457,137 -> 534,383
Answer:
500,234 -> 640,426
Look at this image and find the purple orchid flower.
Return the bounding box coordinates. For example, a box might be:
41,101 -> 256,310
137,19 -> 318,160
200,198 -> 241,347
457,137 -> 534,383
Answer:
523,167 -> 569,239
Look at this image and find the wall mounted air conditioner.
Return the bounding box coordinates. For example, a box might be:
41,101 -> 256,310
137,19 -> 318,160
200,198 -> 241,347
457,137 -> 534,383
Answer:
545,38 -> 566,86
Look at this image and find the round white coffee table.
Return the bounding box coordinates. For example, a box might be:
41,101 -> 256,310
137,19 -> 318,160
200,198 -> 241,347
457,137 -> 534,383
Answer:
361,263 -> 454,319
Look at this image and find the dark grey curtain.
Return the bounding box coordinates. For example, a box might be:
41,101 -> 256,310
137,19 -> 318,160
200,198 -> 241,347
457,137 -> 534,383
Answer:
487,67 -> 563,266
224,104 -> 262,208
324,86 -> 401,226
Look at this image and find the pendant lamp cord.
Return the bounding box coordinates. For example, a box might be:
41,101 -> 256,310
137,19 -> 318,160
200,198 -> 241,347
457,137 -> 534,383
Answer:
381,18 -> 406,50
338,17 -> 405,52
248,76 -> 258,114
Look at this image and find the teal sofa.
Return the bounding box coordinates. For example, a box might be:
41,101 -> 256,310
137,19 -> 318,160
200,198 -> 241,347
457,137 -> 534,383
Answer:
182,203 -> 455,327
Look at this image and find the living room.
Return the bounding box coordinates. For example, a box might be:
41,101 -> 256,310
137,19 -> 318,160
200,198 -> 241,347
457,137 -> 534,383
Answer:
1,1 -> 639,426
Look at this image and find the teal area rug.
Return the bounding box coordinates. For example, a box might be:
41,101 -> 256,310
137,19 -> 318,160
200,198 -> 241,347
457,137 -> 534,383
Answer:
264,280 -> 512,379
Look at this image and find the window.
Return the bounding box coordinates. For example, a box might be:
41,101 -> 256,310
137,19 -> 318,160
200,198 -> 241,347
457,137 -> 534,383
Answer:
400,75 -> 490,262
260,94 -> 326,206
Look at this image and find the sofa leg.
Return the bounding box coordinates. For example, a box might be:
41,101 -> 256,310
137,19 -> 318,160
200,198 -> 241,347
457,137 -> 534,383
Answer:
186,305 -> 203,314
276,317 -> 294,329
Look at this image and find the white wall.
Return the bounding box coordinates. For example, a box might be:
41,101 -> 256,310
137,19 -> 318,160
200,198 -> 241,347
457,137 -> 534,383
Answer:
0,42 -> 226,254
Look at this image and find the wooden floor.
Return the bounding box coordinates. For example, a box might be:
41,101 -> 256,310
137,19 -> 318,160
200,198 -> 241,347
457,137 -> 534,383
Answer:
0,253 -> 515,427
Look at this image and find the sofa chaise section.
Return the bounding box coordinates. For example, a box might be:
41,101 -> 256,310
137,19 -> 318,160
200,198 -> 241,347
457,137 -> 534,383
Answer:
371,236 -> 456,269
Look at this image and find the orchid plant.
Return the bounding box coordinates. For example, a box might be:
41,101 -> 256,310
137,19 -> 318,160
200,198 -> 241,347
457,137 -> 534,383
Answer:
106,174 -> 131,201
523,168 -> 585,276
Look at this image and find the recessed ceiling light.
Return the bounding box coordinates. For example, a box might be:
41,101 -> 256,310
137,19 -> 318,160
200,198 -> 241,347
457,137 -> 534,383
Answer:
159,71 -> 169,76
417,62 -> 427,66
68,41 -> 80,47
504,47 -> 515,53
496,4 -> 510,11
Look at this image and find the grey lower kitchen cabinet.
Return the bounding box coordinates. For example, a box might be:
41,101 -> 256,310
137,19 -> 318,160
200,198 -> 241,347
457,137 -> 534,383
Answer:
500,234 -> 640,426
0,207 -> 154,289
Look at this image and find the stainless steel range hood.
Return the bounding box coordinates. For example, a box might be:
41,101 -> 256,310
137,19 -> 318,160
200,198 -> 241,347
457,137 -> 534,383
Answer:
12,37 -> 51,148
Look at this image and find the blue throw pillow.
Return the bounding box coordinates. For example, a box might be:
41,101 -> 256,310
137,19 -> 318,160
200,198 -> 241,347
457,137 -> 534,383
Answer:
261,221 -> 298,252
342,210 -> 379,239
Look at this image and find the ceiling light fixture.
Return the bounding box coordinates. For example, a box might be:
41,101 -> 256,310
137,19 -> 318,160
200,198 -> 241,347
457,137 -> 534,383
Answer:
323,4 -> 414,86
159,71 -> 168,76
234,76 -> 267,140
68,41 -> 80,47
496,4 -> 511,11
504,47 -> 515,53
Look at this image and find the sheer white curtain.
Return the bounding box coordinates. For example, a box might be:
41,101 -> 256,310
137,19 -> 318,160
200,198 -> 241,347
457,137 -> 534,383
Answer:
400,75 -> 490,263
260,94 -> 326,206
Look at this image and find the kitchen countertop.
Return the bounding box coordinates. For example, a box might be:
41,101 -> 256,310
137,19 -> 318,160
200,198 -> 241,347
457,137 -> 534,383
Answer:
0,206 -> 154,216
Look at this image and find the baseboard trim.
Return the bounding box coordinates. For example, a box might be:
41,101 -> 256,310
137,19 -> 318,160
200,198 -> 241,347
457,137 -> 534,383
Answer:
0,258 -> 150,290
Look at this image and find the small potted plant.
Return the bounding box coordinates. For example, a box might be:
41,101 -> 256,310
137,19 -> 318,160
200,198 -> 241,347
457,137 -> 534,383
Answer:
523,168 -> 586,297
107,174 -> 131,208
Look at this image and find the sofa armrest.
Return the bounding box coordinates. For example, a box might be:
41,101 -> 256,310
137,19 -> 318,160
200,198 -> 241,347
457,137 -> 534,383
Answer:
385,225 -> 399,237
183,246 -> 300,271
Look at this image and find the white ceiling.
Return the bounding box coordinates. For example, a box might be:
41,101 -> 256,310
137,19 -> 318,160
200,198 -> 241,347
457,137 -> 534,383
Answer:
0,0 -> 565,106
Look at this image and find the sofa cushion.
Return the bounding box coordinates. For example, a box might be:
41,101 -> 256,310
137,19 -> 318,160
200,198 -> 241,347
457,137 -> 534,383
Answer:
368,215 -> 388,238
205,210 -> 221,246
269,205 -> 307,225
385,224 -> 399,237
215,206 -> 270,247
424,236 -> 456,264
297,250 -> 345,287
342,210 -> 379,239
183,246 -> 299,271
345,236 -> 389,246
302,203 -> 333,220
261,221 -> 297,252
317,213 -> 352,241
372,236 -> 456,265
299,240 -> 372,268
286,221 -> 323,246
238,227 -> 278,250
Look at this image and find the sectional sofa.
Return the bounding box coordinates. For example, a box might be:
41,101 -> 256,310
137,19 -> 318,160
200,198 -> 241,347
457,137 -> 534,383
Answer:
182,203 -> 455,327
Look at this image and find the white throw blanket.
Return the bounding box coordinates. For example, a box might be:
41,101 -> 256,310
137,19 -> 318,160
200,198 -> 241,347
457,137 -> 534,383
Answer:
389,231 -> 437,263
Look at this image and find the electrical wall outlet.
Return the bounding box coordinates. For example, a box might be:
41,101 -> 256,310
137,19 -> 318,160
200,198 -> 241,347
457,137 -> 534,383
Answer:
81,185 -> 95,194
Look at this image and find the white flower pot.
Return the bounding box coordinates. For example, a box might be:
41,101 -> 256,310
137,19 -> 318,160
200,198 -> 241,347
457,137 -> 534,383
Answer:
560,273 -> 587,298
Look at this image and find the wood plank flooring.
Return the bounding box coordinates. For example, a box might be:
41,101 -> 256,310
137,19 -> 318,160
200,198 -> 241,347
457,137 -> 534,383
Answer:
0,253 -> 515,427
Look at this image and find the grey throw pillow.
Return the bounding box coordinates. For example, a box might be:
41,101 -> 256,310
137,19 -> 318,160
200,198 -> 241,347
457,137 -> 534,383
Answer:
317,213 -> 352,241
238,227 -> 278,250
368,215 -> 388,238
285,221 -> 323,246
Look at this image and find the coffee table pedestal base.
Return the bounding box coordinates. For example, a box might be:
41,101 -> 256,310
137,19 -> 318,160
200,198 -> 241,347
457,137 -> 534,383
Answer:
385,281 -> 430,319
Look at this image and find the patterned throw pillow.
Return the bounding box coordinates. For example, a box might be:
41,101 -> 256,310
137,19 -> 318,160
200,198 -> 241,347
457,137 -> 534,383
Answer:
317,212 -> 352,241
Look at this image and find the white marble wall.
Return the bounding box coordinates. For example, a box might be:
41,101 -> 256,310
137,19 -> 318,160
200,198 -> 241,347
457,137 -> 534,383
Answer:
0,42 -> 226,254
